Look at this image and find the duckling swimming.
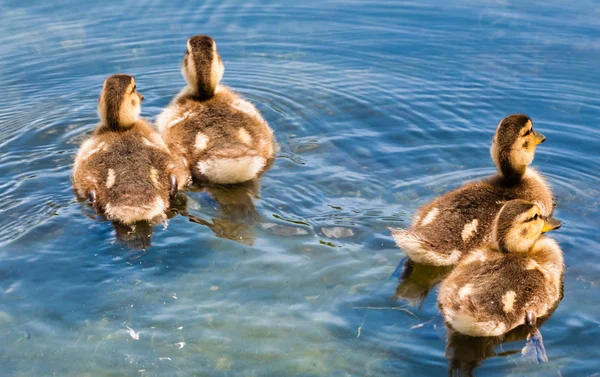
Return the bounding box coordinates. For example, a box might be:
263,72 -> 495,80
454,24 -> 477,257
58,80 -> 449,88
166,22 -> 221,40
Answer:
389,114 -> 553,265
438,200 -> 563,359
72,74 -> 189,224
157,35 -> 275,185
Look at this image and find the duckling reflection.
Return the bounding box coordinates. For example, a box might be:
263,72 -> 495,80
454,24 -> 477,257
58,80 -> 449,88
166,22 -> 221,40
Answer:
445,301 -> 561,376
392,258 -> 452,307
112,220 -> 154,251
174,180 -> 261,245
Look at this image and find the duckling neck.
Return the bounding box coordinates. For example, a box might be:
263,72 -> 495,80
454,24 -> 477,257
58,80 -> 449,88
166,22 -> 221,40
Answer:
497,158 -> 526,184
186,81 -> 215,101
95,119 -> 134,135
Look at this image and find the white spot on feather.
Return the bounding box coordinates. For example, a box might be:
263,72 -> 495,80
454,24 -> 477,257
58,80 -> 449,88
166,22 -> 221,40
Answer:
106,169 -> 116,188
168,110 -> 193,128
150,167 -> 159,186
420,207 -> 439,226
237,128 -> 252,145
461,219 -> 479,242
79,140 -> 104,160
195,132 -> 209,151
231,98 -> 260,118
502,290 -> 516,313
458,284 -> 473,299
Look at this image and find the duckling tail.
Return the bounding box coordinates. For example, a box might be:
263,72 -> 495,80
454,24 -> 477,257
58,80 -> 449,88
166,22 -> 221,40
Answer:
388,227 -> 460,266
104,196 -> 167,225
196,156 -> 266,184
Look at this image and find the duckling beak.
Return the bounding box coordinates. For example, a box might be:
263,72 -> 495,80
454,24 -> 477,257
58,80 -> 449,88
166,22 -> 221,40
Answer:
138,92 -> 145,101
534,131 -> 546,144
541,216 -> 561,232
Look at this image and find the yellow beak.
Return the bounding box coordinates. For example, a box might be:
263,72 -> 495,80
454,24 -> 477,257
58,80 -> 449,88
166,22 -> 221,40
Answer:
541,216 -> 561,233
534,131 -> 546,145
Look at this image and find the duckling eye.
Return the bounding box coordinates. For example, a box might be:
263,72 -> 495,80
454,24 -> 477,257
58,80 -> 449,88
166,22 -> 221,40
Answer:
524,129 -> 532,136
525,213 -> 539,222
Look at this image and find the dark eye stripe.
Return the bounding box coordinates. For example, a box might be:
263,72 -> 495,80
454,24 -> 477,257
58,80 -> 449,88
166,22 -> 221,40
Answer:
525,213 -> 539,222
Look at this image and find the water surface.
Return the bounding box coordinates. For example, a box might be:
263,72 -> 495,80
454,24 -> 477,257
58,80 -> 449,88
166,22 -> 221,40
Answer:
1,0 -> 599,376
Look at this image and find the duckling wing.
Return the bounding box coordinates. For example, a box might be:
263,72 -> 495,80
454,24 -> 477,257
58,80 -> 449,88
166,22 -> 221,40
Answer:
395,182 -> 503,265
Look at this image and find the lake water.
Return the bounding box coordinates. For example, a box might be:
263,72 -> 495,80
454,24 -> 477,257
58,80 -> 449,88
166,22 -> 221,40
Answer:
1,0 -> 599,376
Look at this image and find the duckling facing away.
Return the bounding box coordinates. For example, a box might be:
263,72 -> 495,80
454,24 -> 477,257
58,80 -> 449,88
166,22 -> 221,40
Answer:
438,200 -> 563,360
72,74 -> 189,224
157,35 -> 275,185
389,114 -> 553,266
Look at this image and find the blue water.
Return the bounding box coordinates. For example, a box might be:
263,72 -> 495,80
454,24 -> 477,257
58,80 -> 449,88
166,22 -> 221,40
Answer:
1,0 -> 599,375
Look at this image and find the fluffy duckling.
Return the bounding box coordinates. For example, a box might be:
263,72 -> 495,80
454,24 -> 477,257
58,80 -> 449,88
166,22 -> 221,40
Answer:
157,35 -> 275,185
438,200 -> 563,356
389,114 -> 553,265
72,74 -> 189,224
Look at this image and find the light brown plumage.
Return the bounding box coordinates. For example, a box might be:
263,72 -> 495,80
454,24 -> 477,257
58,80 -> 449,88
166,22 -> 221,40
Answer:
389,114 -> 553,265
437,200 -> 564,338
72,74 -> 189,225
157,35 -> 275,185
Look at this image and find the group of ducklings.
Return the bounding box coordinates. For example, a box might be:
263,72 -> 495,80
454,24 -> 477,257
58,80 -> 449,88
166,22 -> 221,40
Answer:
389,114 -> 563,361
73,34 -> 563,362
73,35 -> 275,225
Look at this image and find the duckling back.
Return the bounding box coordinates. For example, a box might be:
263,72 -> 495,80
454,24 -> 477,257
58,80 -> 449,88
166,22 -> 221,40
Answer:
159,87 -> 275,184
73,124 -> 184,224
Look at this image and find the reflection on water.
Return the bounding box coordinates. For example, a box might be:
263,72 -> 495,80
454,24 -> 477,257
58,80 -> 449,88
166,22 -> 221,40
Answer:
176,181 -> 261,246
393,258 -> 453,307
446,312 -> 557,377
0,0 -> 599,375
113,220 -> 155,250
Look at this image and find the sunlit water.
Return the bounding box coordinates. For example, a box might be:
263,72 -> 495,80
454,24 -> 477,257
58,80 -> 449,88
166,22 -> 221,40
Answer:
1,0 -> 599,376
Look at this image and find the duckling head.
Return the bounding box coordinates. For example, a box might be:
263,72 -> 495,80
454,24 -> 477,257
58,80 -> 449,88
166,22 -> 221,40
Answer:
490,114 -> 546,181
492,199 -> 561,254
181,35 -> 224,100
98,74 -> 144,131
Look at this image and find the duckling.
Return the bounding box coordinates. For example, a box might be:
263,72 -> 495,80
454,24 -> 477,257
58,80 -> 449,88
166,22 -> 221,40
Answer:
156,35 -> 275,185
389,114 -> 553,265
438,200 -> 563,359
72,74 -> 190,225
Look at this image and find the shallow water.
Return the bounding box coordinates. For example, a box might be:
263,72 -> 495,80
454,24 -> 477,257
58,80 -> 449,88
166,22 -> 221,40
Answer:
1,0 -> 599,376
